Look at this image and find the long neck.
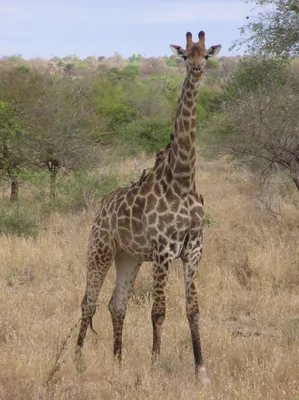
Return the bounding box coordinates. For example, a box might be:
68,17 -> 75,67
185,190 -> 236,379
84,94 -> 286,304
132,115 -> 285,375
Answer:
168,75 -> 200,193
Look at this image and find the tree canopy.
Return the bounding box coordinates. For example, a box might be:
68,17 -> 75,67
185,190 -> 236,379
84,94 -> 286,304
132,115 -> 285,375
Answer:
231,0 -> 299,58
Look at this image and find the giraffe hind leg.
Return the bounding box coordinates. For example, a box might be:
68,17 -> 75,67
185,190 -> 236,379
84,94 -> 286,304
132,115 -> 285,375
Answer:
181,233 -> 210,384
151,252 -> 170,362
108,251 -> 141,362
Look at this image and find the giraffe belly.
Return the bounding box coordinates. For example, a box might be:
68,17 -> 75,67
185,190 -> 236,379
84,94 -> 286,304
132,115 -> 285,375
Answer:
113,211 -> 192,262
114,232 -> 154,261
109,192 -> 204,262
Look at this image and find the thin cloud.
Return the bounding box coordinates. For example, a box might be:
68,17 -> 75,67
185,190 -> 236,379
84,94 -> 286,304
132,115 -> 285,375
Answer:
125,2 -> 252,24
0,1 -> 252,25
0,4 -> 21,14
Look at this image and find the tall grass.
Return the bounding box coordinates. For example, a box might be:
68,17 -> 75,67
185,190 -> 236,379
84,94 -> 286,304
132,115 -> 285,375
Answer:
0,157 -> 298,399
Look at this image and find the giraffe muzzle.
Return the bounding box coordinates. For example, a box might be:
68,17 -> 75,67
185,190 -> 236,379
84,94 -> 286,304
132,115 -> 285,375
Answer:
191,66 -> 203,79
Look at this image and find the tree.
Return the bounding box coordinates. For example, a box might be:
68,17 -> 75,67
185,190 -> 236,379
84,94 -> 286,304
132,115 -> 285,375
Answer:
224,66 -> 299,191
26,75 -> 103,203
0,66 -> 41,201
222,57 -> 286,100
231,0 -> 299,58
0,65 -> 105,203
128,54 -> 143,64
140,58 -> 167,76
90,70 -> 136,129
0,101 -> 22,201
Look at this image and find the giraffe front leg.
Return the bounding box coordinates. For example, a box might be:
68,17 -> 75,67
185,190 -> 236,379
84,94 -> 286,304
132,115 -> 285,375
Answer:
151,253 -> 170,362
182,236 -> 210,384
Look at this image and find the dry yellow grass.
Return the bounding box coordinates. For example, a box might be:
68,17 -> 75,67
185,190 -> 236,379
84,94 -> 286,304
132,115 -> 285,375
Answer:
0,157 -> 298,400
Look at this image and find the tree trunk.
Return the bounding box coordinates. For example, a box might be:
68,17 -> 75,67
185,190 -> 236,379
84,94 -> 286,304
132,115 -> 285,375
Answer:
50,167 -> 59,204
10,180 -> 19,202
290,160 -> 299,191
46,158 -> 60,204
293,173 -> 299,191
2,140 -> 20,202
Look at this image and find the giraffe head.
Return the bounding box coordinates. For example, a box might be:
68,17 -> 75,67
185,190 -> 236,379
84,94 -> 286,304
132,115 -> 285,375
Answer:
170,31 -> 221,81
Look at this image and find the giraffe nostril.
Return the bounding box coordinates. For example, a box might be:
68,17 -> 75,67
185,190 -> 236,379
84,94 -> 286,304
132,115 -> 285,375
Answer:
192,67 -> 202,73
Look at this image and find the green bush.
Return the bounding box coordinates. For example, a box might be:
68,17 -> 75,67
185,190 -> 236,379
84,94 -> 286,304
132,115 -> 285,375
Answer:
204,213 -> 215,227
51,171 -> 120,212
196,113 -> 236,155
165,58 -> 177,67
94,74 -> 136,127
64,63 -> 74,70
197,87 -> 222,115
203,74 -> 217,85
116,117 -> 173,155
206,58 -> 220,70
222,57 -> 285,101
122,64 -> 140,79
0,203 -> 39,237
196,103 -> 207,120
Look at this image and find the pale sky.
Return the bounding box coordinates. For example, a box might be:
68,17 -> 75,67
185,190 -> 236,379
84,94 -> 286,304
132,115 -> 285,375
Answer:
0,0 -> 254,59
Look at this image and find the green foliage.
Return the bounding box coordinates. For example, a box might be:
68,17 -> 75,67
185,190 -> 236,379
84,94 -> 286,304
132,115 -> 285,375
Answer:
165,56 -> 183,68
98,98 -> 135,126
74,61 -> 89,69
144,74 -> 181,115
206,58 -> 220,69
231,0 -> 299,58
165,58 -> 177,67
92,72 -> 136,127
197,87 -> 222,115
106,67 -> 136,82
196,103 -> 206,120
16,65 -> 30,73
64,63 -> 74,70
117,117 -> 173,155
222,57 -> 286,101
0,48 -> 247,231
204,75 -> 217,85
49,171 -> 120,212
196,113 -> 236,155
122,64 -> 140,78
204,213 -> 215,227
128,54 -> 143,64
0,202 -> 39,237
0,168 -> 123,236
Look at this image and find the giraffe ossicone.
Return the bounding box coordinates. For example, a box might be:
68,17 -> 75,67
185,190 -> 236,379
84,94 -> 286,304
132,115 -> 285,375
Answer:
76,31 -> 221,383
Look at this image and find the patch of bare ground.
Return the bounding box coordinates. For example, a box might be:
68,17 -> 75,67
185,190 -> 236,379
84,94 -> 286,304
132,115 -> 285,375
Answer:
0,157 -> 298,399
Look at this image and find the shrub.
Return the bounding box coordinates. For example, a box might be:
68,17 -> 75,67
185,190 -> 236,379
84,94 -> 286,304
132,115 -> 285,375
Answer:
221,57 -> 285,101
116,117 -> 173,155
165,58 -> 177,67
51,171 -> 120,212
197,87 -> 222,115
196,103 -> 207,120
0,203 -> 39,237
122,64 -> 140,79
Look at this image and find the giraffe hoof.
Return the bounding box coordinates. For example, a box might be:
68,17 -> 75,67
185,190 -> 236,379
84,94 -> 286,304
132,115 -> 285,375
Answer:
198,367 -> 211,386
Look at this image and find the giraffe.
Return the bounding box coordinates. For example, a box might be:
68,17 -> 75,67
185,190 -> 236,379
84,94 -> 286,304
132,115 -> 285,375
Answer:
76,31 -> 221,383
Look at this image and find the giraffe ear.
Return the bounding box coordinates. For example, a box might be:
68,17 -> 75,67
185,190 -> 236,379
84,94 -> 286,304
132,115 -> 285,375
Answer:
170,45 -> 187,59
205,44 -> 222,59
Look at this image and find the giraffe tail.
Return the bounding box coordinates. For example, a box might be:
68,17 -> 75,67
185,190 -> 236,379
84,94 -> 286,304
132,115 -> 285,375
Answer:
88,304 -> 98,335
89,317 -> 98,335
